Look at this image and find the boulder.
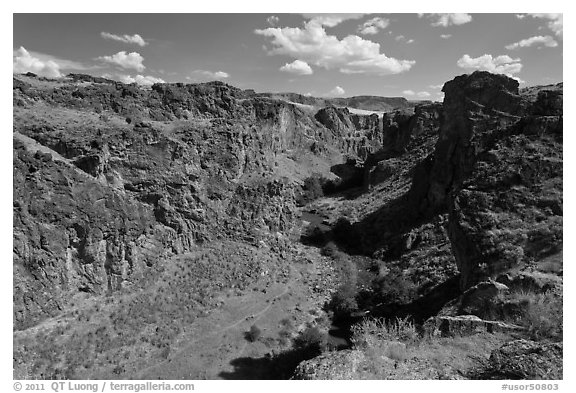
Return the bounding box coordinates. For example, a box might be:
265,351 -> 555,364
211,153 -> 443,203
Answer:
487,339 -> 562,379
425,315 -> 524,337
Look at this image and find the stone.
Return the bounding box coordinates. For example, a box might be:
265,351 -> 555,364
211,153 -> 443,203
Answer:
487,339 -> 562,379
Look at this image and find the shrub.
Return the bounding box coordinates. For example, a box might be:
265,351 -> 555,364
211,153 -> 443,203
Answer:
293,327 -> 326,357
351,317 -> 418,348
372,267 -> 417,305
296,175 -> 327,205
246,324 -> 262,342
517,289 -> 563,341
329,283 -> 358,317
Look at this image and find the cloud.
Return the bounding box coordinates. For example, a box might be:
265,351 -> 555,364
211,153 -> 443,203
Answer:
516,14 -> 526,19
395,35 -> 415,44
117,74 -> 165,86
419,13 -> 472,27
440,34 -> 452,39
301,14 -> 365,27
100,32 -> 147,47
505,35 -> 558,50
13,46 -> 62,77
403,90 -> 431,98
526,14 -> 563,38
429,84 -> 444,89
457,54 -> 523,78
357,17 -> 389,35
187,70 -> 230,80
328,86 -> 345,96
97,51 -> 145,71
279,60 -> 313,75
255,21 -> 415,75
266,16 -> 279,27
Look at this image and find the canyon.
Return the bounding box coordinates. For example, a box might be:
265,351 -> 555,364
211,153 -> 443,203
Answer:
13,71 -> 562,380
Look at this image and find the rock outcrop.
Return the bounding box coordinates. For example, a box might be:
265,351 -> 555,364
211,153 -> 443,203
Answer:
486,340 -> 563,379
409,71 -> 562,289
424,315 -> 523,337
363,103 -> 442,189
314,106 -> 382,159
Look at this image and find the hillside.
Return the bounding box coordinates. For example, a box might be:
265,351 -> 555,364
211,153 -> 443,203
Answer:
13,71 -> 562,380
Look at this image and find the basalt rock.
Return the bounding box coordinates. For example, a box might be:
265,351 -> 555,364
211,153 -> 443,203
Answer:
408,71 -> 562,290
363,103 -> 442,189
424,315 -> 524,337
486,340 -> 563,379
314,106 -> 382,159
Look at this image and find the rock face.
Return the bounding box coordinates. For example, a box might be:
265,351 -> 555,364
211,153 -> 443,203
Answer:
12,74 -> 366,330
409,71 -> 562,289
363,103 -> 442,188
487,340 -> 563,379
314,106 -> 382,159
13,140 -> 169,329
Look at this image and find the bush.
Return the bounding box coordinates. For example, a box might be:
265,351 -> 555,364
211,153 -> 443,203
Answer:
517,289 -> 563,341
293,327 -> 326,356
329,283 -> 358,317
245,324 -> 262,342
351,317 -> 418,348
296,175 -> 327,206
372,267 -> 417,305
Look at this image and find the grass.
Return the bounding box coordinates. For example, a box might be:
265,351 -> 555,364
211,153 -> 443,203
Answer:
351,317 -> 418,349
13,241 -> 290,379
514,288 -> 563,341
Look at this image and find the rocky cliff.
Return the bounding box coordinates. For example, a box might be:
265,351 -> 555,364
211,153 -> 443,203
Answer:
12,73 -> 393,331
294,71 -> 562,380
409,71 -> 562,289
12,71 -> 562,380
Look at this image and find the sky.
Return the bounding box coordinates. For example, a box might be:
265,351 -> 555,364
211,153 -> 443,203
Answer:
13,13 -> 563,100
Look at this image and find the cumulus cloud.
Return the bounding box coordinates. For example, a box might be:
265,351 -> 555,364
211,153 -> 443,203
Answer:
266,16 -> 279,26
505,35 -> 558,50
457,54 -> 523,78
255,21 -> 415,75
13,46 -> 62,77
97,51 -> 145,72
301,14 -> 365,27
419,13 -> 472,27
187,70 -> 230,80
440,34 -> 452,39
328,86 -> 345,96
13,46 -> 94,77
403,90 -> 431,98
100,32 -> 147,47
357,17 -> 389,35
527,14 -> 563,38
280,60 -> 313,75
429,84 -> 444,89
117,74 -> 165,86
